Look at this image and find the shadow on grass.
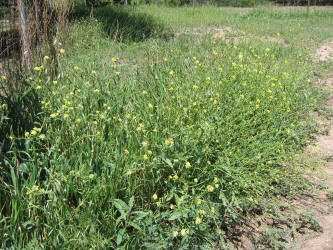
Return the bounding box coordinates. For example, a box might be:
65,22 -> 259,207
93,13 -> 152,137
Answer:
0,69 -> 42,170
71,5 -> 173,42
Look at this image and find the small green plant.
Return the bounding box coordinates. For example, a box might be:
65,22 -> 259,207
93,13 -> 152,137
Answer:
257,228 -> 288,250
328,190 -> 333,201
298,212 -> 323,233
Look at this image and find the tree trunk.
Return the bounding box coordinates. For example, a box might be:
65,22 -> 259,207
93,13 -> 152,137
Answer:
17,0 -> 30,67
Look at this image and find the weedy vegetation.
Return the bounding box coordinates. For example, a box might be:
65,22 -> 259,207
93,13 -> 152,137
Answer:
1,4 -> 333,249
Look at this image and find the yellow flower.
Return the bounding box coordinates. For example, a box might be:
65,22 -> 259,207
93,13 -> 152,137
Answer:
1,75 -> 7,80
112,57 -> 118,62
31,130 -> 37,136
34,66 -> 41,71
124,149 -> 129,155
152,193 -> 158,200
165,138 -> 174,146
143,154 -> 148,160
142,90 -> 148,95
195,217 -> 202,225
185,162 -> 191,169
50,113 -> 57,118
89,174 -> 94,179
74,66 -> 79,71
25,132 -> 30,137
147,150 -> 153,155
39,135 -> 45,140
207,185 -> 214,192
148,103 -> 153,109
44,56 -> 50,61
211,207 -> 215,213
76,118 -> 82,123
63,114 -> 69,119
173,231 -> 178,237
60,49 -> 65,54
180,229 -> 187,236
115,72 -> 120,76
53,81 -> 58,85
169,70 -> 174,76
196,199 -> 201,205
173,175 -> 178,180
194,178 -> 198,183
34,127 -> 42,132
142,141 -> 148,147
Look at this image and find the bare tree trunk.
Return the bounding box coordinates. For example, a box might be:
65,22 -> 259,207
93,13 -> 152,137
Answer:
17,0 -> 30,67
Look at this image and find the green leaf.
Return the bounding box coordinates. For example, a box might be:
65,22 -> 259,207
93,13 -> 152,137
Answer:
129,221 -> 141,231
116,228 -> 125,246
113,199 -> 129,217
168,211 -> 181,221
132,211 -> 150,222
129,196 -> 134,210
164,158 -> 173,167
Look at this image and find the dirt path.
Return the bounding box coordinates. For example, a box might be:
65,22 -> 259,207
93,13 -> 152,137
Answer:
296,41 -> 333,250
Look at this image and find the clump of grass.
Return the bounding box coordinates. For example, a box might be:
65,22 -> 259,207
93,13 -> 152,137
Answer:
0,6 -> 330,249
255,228 -> 288,249
298,212 -> 323,233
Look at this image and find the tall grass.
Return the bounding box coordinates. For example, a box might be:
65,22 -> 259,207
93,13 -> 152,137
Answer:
1,5 -> 332,248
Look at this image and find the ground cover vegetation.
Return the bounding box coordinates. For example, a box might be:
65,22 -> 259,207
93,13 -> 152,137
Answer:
1,3 -> 333,249
83,0 -> 332,7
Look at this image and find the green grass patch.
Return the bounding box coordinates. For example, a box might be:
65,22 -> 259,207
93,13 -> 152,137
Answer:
1,5 -> 332,249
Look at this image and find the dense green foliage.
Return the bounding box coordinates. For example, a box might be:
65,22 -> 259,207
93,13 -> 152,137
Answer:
1,5 -> 332,249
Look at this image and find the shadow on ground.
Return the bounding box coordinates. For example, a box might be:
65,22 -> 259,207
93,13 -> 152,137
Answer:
71,5 -> 173,42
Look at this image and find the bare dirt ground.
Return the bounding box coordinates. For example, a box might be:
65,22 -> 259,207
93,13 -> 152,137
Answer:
295,40 -> 333,250
315,40 -> 333,62
176,26 -> 287,46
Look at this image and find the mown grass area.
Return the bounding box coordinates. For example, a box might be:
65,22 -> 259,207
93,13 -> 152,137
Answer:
1,5 -> 333,249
